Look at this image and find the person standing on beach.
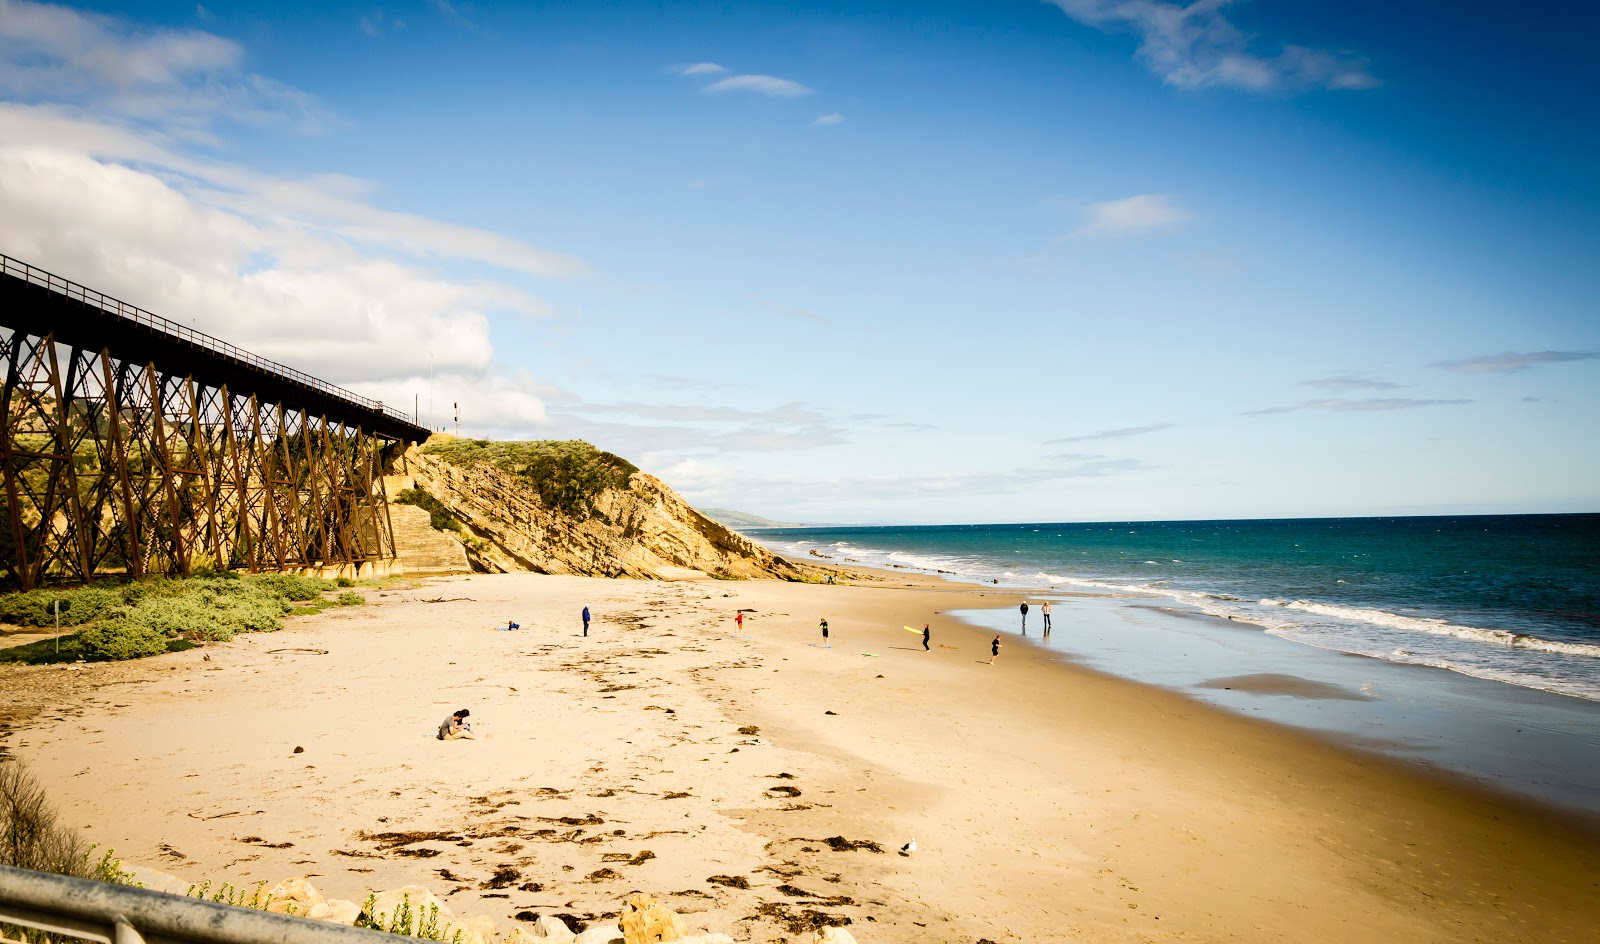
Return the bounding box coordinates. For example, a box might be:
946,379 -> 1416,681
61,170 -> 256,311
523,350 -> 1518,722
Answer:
582,605 -> 591,637
1019,601 -> 1029,633
736,611 -> 745,633
989,635 -> 1001,665
1042,601 -> 1052,635
922,624 -> 931,651
820,618 -> 830,648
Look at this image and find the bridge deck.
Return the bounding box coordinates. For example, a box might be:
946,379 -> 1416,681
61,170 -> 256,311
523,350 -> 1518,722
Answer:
0,254 -> 430,443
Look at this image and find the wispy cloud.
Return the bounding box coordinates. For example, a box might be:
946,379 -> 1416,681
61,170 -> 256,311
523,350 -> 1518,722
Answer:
1071,194 -> 1191,238
675,62 -> 726,76
1300,373 -> 1408,391
703,74 -> 813,98
1047,0 -> 1378,93
545,398 -> 848,454
1242,398 -> 1470,416
1432,351 -> 1600,374
813,112 -> 844,126
0,0 -> 332,133
1046,423 -> 1172,444
656,457 -> 1154,506
759,299 -> 831,325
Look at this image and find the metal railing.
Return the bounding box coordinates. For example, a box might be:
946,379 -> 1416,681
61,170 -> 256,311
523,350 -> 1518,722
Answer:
0,254 -> 416,427
0,864 -> 396,944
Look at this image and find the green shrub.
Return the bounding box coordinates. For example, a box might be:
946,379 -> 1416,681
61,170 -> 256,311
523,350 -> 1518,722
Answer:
421,439 -> 637,518
242,573 -> 335,601
335,591 -> 364,606
335,576 -> 355,588
0,585 -> 124,627
77,618 -> 168,660
393,488 -> 461,532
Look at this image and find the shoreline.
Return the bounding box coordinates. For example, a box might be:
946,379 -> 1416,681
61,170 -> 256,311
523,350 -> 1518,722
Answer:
3,571 -> 1598,942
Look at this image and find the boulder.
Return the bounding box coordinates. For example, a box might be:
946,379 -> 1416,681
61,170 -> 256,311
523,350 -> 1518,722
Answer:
621,894 -> 687,944
442,914 -> 498,944
366,884 -> 453,931
502,928 -> 544,944
525,915 -> 578,943
813,929 -> 858,944
263,877 -> 324,916
309,899 -> 362,925
124,865 -> 190,896
573,921 -> 623,944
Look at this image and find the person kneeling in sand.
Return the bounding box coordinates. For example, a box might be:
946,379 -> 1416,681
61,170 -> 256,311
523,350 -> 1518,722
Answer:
438,709 -> 476,740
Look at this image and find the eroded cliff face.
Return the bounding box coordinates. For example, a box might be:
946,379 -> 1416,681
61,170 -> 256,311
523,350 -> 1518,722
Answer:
400,445 -> 804,580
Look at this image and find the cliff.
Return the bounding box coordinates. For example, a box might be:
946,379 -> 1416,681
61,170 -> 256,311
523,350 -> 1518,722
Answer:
391,437 -> 806,581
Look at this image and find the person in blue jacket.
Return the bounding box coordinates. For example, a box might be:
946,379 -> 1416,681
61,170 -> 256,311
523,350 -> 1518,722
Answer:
582,605 -> 591,637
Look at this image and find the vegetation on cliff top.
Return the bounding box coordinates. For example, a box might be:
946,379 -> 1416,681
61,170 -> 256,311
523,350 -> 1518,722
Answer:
421,439 -> 639,518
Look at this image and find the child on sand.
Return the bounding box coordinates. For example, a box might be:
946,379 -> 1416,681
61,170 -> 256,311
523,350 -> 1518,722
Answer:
989,636 -> 1001,665
922,624 -> 931,651
820,618 -> 830,648
736,612 -> 744,632
438,709 -> 476,740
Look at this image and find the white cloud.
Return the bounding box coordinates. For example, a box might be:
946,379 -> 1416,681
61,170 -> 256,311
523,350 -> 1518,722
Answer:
1432,351 -> 1600,374
813,112 -> 844,126
1242,398 -> 1471,416
1071,193 -> 1192,237
758,298 -> 831,325
1046,423 -> 1171,444
0,3 -> 587,439
1300,373 -> 1408,391
676,62 -> 726,76
703,74 -> 813,98
1047,0 -> 1378,93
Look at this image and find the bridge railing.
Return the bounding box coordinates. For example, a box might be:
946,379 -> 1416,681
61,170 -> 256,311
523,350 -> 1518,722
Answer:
0,254 -> 417,428
0,864 -> 397,944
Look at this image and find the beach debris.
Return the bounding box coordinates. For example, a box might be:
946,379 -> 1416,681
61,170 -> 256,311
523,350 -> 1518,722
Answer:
266,648 -> 329,655
481,865 -> 522,889
824,711 -> 837,716
753,902 -> 853,935
818,836 -> 883,853
293,746 -> 304,754
737,725 -> 759,735
705,874 -> 749,889
767,786 -> 802,798
620,893 -> 687,944
899,839 -> 916,855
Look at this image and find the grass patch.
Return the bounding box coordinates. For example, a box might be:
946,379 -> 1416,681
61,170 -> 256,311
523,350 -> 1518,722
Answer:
421,439 -> 638,518
0,634 -> 194,665
335,591 -> 365,606
0,572 -> 340,663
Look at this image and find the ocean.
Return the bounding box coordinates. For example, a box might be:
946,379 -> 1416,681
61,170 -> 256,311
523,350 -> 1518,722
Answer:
752,514 -> 1600,701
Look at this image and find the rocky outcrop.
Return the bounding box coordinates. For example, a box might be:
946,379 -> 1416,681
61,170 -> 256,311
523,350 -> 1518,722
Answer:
389,503 -> 471,574
401,442 -> 805,581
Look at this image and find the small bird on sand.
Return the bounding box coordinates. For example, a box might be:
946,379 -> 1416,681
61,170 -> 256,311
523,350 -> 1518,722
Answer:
900,839 -> 917,855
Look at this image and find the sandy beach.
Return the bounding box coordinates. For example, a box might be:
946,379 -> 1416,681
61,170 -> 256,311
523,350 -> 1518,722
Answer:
3,571 -> 1598,943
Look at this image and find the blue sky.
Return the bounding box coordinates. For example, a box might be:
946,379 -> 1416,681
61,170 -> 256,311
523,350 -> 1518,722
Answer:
0,0 -> 1595,523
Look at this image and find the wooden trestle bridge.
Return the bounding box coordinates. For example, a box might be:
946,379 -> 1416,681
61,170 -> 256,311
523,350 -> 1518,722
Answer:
0,253 -> 431,591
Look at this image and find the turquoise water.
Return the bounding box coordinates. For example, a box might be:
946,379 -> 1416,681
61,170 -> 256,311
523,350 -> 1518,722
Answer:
754,514 -> 1600,701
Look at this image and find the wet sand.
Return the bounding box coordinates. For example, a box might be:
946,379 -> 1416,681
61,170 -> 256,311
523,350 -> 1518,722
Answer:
3,571 -> 1598,943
